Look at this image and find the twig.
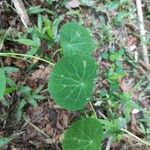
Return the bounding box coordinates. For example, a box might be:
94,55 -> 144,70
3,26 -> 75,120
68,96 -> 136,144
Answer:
105,136 -> 112,150
96,110 -> 107,119
121,128 -> 150,146
24,118 -> 56,144
24,118 -> 50,138
135,0 -> 149,65
139,59 -> 150,70
12,0 -> 30,28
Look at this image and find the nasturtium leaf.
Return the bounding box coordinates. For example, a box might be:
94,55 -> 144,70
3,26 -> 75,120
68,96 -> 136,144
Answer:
48,55 -> 98,111
60,22 -> 95,56
0,69 -> 6,98
62,118 -> 103,150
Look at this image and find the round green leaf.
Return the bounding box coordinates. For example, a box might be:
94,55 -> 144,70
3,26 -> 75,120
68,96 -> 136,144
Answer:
60,22 -> 95,56
48,55 -> 98,111
0,69 -> 6,98
63,118 -> 103,150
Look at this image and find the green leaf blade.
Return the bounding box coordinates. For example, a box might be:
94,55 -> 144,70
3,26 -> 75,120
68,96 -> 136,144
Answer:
17,39 -> 38,47
60,22 -> 95,56
0,137 -> 12,147
48,55 -> 98,111
0,69 -> 6,98
63,118 -> 103,150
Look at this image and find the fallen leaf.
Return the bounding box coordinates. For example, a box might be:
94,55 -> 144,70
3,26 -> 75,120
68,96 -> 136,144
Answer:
30,65 -> 51,81
4,57 -> 12,65
66,0 -> 80,9
61,110 -> 69,128
56,119 -> 64,130
119,78 -> 134,92
56,110 -> 69,130
45,124 -> 53,136
28,105 -> 44,123
13,59 -> 26,69
127,36 -> 137,48
140,99 -> 150,108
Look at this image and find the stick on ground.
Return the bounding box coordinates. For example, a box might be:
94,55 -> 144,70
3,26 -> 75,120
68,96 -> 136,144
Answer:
135,0 -> 149,65
12,0 -> 30,28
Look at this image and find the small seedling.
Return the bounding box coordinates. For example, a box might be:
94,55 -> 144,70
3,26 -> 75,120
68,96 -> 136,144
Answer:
16,85 -> 45,120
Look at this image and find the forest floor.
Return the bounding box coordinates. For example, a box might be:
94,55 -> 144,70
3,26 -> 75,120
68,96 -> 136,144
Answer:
0,0 -> 150,149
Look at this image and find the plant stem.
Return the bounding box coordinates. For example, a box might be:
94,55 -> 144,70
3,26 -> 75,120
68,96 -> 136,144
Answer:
121,128 -> 150,146
0,52 -> 54,66
89,102 -> 97,119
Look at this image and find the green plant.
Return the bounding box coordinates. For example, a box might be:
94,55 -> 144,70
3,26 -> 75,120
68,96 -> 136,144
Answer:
99,117 -> 127,142
0,137 -> 12,147
16,85 -> 45,120
48,22 -> 103,149
63,118 -> 103,150
95,0 -> 135,27
0,21 -> 104,149
0,69 -> 6,99
1,21 -> 150,149
138,108 -> 150,141
99,48 -> 145,145
60,22 -> 95,56
16,14 -> 63,60
0,67 -> 19,107
48,54 -> 97,111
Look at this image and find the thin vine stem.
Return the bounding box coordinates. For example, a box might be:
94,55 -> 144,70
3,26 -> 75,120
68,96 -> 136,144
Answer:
0,52 -> 55,66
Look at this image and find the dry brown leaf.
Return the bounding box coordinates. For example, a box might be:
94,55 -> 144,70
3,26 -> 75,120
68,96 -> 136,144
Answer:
30,65 -> 51,81
45,124 -> 53,136
56,111 -> 69,130
126,36 -> 138,53
127,36 -> 138,48
119,78 -> 134,92
13,59 -> 26,69
4,57 -> 12,65
66,0 -> 80,9
28,105 -> 43,123
61,111 -> 69,128
140,99 -> 150,108
56,119 -> 64,131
